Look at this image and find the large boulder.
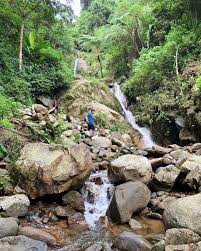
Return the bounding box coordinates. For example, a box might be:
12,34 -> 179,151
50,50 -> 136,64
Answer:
91,136 -> 112,149
0,235 -> 47,251
163,193 -> 201,234
0,194 -> 30,217
15,143 -> 93,199
152,165 -> 180,190
108,154 -> 152,184
106,181 -> 151,223
113,231 -> 152,251
0,218 -> 19,239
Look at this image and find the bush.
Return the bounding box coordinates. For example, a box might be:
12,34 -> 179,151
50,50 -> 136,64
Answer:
110,120 -> 130,133
0,94 -> 19,119
94,111 -> 107,128
196,76 -> 201,89
0,174 -> 11,193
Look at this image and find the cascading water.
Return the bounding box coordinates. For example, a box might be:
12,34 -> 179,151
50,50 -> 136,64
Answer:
82,170 -> 113,228
73,57 -> 79,77
114,83 -> 155,148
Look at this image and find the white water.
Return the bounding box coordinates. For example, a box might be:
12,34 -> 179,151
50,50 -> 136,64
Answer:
114,83 -> 155,148
73,58 -> 79,77
82,170 -> 113,228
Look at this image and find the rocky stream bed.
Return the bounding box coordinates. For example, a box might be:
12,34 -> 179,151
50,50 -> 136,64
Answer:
1,83 -> 201,251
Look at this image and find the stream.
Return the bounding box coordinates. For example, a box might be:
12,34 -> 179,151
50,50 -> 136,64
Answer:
81,82 -> 156,228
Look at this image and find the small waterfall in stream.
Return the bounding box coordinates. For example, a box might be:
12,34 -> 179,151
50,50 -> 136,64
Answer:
73,57 -> 79,77
82,170 -> 113,228
114,83 -> 155,148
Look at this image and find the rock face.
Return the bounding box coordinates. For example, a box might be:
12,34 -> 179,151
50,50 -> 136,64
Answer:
106,181 -> 151,223
0,218 -> 19,239
113,231 -> 152,251
15,143 -> 93,199
0,235 -> 47,251
0,194 -> 30,217
108,154 -> 152,184
163,193 -> 201,234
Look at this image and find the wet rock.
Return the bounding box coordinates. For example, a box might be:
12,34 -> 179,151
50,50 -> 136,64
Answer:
163,193 -> 201,234
18,226 -> 57,246
113,231 -> 152,251
55,206 -> 67,217
153,165 -> 180,190
129,219 -> 144,232
108,154 -> 152,184
62,191 -> 85,212
106,181 -> 151,223
91,137 -> 112,149
90,176 -> 103,185
0,217 -> 19,238
0,194 -> 30,217
0,235 -> 47,251
15,143 -> 93,199
165,228 -> 201,245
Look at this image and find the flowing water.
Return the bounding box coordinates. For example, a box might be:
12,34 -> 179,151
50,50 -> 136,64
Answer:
114,83 -> 155,148
73,57 -> 79,77
82,170 -> 114,228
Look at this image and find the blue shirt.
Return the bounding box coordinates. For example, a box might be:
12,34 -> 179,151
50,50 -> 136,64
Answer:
87,113 -> 94,125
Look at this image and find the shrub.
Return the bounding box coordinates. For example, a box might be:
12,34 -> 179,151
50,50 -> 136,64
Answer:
0,94 -> 19,119
0,174 -> 12,193
94,111 -> 107,128
196,76 -> 201,89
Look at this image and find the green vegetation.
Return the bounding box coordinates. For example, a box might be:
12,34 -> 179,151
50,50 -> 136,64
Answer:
76,0 -> 201,142
0,174 -> 12,193
0,0 -> 74,107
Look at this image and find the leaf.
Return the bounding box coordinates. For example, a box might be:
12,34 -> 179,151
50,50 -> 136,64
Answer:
29,31 -> 36,50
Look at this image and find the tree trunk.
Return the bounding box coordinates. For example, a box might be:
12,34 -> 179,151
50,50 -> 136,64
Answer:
97,55 -> 103,78
19,22 -> 24,71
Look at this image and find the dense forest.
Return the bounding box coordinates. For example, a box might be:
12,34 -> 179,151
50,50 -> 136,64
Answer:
1,0 -> 201,144
77,0 -> 201,143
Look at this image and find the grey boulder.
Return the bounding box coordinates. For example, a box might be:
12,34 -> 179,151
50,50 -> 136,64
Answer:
0,217 -> 19,239
0,235 -> 47,251
163,193 -> 201,235
108,154 -> 152,184
106,181 -> 151,223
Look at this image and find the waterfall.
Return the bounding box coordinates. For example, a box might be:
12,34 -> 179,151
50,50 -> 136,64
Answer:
73,57 -> 79,77
114,83 -> 155,148
81,170 -> 113,228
